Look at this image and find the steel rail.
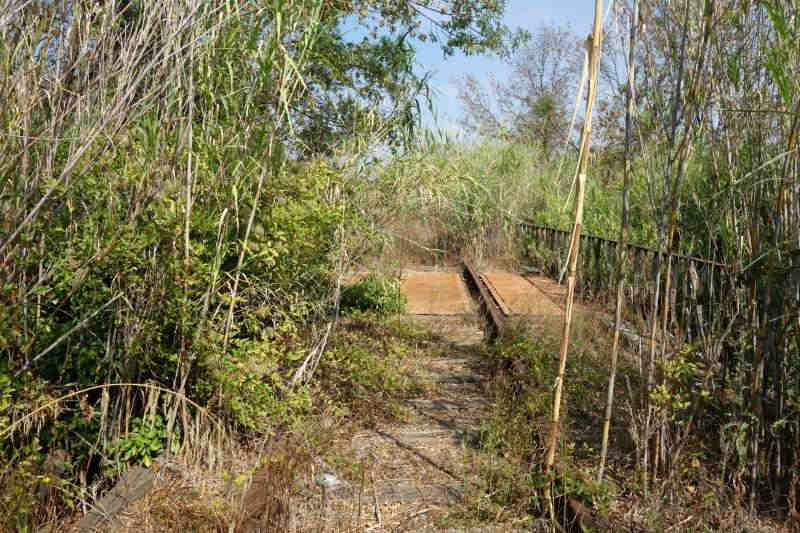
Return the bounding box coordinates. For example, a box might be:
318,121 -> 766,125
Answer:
462,260 -> 505,342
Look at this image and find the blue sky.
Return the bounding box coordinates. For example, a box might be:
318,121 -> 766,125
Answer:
414,1 -> 597,133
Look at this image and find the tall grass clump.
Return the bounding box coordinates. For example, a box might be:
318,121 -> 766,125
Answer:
465,319 -> 615,529
352,139 -> 550,265
0,0 -> 371,527
350,135 -> 659,268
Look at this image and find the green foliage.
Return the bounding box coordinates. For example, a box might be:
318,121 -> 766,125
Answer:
0,438 -> 46,533
465,322 -> 619,525
359,140 -> 547,262
317,316 -> 427,420
326,338 -> 407,396
284,0 -> 523,155
650,345 -> 707,423
108,415 -> 170,471
202,333 -> 312,433
347,0 -> 524,58
468,329 -> 554,517
340,275 -> 406,316
763,0 -> 800,106
0,435 -> 75,533
359,139 -> 662,267
1,3 -> 360,526
0,373 -> 12,434
487,330 -> 552,432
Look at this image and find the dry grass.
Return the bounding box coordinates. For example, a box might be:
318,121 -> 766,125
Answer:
112,476 -> 231,533
54,314 -> 443,532
48,285 -> 793,532
455,303 -> 794,532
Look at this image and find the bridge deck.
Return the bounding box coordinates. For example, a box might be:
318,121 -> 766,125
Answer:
396,268 -> 565,319
400,270 -> 473,315
482,271 -> 562,317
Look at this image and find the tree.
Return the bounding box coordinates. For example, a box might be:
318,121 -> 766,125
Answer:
457,23 -> 582,154
286,0 -> 525,156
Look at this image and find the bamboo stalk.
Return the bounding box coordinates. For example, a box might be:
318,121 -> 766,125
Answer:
642,0 -> 714,491
598,0 -> 638,483
544,0 -> 604,519
168,3 -> 197,442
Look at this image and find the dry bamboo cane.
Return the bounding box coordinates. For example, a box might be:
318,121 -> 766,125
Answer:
598,0 -> 638,484
168,3 -> 197,442
645,0 -> 714,490
544,0 -> 604,520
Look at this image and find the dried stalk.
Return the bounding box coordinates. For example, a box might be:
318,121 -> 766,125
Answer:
169,1 -> 198,440
598,0 -> 638,483
641,0 -> 714,491
544,0 -> 604,519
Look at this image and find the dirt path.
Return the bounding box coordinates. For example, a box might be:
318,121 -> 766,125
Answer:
291,315 -> 490,532
99,312 -> 501,533
299,268 -> 560,531
347,317 -> 487,531
87,268 -> 553,532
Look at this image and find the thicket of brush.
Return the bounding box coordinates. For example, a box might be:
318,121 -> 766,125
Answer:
0,0 -> 370,528
451,2 -> 800,530
356,138 -> 658,268
2,0 -> 800,531
0,0 -> 521,529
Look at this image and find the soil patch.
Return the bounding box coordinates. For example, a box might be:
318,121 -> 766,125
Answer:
401,272 -> 472,316
482,272 -> 562,317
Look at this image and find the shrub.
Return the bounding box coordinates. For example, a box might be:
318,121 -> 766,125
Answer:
108,415 -> 170,471
340,275 -> 406,316
316,316 -> 426,422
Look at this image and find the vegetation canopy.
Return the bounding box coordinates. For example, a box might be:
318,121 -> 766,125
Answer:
1,0 -> 799,531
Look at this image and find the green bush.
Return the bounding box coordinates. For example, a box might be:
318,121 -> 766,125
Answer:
340,275 -> 406,316
107,414 -> 170,471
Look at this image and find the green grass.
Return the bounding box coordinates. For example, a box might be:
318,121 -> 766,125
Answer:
350,139 -> 660,270
458,316 -> 623,529
315,314 -> 432,424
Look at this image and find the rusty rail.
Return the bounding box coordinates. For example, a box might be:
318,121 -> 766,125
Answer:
462,260 -> 505,342
519,222 -> 728,267
518,222 -> 734,344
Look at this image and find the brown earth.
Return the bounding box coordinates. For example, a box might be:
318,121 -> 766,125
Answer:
289,315 -> 526,532
401,271 -> 473,316
481,271 -> 562,317
523,274 -> 568,309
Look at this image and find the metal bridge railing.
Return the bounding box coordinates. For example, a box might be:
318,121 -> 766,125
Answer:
519,222 -> 734,344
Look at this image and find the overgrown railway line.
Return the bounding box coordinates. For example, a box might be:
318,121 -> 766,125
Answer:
72,221 -> 742,530
82,262 -> 563,531
75,221 -> 733,531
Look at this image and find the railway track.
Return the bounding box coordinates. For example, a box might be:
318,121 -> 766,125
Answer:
461,260 -> 506,341
78,264 -> 560,531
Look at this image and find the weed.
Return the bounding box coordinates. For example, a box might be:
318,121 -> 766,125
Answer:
462,317 -> 624,530
340,274 -> 407,316
106,415 -> 171,473
467,328 -> 554,519
317,314 -> 426,423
